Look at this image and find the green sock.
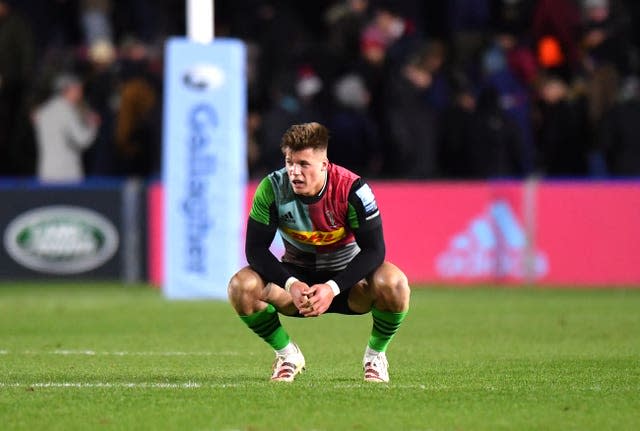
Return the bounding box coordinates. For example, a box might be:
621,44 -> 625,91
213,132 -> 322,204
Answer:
368,307 -> 408,352
239,304 -> 290,350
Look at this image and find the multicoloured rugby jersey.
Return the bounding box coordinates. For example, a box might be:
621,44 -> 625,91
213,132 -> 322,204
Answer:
249,163 -> 382,272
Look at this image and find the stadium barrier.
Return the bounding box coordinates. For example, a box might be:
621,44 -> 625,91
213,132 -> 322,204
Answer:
0,179 -> 146,281
148,179 -> 640,287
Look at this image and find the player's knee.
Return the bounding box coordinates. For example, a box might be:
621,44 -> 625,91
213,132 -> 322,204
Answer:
227,269 -> 262,302
372,267 -> 410,311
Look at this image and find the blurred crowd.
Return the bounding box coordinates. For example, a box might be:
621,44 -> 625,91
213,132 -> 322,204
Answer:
0,0 -> 176,181
1,0 -> 640,183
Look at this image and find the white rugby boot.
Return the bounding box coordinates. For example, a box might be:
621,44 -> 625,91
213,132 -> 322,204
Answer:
363,351 -> 389,383
270,343 -> 305,382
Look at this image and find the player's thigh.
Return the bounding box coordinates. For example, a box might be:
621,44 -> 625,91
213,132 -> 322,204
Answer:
346,261 -> 407,313
345,278 -> 372,314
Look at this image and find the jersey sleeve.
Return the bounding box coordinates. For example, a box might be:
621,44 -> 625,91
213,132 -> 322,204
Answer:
249,177 -> 276,226
347,178 -> 382,232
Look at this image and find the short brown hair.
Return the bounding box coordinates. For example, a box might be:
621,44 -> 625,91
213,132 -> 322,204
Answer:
280,122 -> 329,153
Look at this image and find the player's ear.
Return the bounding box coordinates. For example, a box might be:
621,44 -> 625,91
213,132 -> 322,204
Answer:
321,159 -> 329,171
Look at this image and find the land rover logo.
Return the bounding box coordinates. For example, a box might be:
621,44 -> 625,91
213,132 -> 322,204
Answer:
3,206 -> 119,274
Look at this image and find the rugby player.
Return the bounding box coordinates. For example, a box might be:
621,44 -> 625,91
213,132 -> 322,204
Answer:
227,122 -> 410,382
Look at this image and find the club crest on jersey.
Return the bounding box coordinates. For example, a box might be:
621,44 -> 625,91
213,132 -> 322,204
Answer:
325,210 -> 337,228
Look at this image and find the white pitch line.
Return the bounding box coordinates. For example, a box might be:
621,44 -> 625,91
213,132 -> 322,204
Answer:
0,350 -> 242,357
0,382 -> 427,389
48,350 -> 241,356
0,382 -> 234,389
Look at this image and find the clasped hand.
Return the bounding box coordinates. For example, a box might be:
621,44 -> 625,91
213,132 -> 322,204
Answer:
289,281 -> 335,317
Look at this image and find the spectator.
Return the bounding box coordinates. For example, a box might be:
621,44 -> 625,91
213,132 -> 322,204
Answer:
327,73 -> 382,177
324,0 -> 371,70
241,2 -> 313,114
491,0 -> 535,39
82,38 -> 118,176
466,87 -> 525,178
80,0 -> 113,47
532,74 -> 589,176
255,70 -> 320,175
440,80 -> 477,178
294,64 -> 327,122
600,75 -> 640,175
114,37 -> 160,177
383,44 -> 441,178
531,0 -> 582,75
32,73 -> 100,183
581,0 -> 631,130
365,1 -> 421,70
580,0 -> 632,74
447,0 -> 491,72
420,39 -> 452,113
481,29 -> 536,175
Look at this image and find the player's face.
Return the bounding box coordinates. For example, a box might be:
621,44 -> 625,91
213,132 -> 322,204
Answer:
284,147 -> 328,196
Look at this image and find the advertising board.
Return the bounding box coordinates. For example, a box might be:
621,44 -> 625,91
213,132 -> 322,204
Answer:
148,180 -> 640,287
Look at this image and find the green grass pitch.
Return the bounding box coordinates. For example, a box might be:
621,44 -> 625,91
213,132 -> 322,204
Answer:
0,282 -> 639,430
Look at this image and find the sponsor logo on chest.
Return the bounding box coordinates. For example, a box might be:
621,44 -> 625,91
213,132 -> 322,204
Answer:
281,226 -> 346,246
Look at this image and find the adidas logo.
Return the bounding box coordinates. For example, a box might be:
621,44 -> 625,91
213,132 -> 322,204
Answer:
280,211 -> 295,223
436,200 -> 548,280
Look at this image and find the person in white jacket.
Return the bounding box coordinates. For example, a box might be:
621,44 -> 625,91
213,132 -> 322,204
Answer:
33,73 -> 100,183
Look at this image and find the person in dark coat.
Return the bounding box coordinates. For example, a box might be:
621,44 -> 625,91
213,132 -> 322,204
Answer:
440,83 -> 477,179
533,74 -> 590,177
600,76 -> 640,176
466,87 -> 525,178
383,46 -> 440,179
327,73 -> 383,178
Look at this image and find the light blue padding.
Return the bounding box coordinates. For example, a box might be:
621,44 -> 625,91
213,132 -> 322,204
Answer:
162,38 -> 247,299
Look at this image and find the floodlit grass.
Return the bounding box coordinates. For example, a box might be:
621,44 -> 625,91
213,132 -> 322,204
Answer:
0,283 -> 639,430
